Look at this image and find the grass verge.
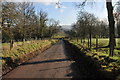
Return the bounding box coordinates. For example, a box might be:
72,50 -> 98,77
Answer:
69,39 -> 120,74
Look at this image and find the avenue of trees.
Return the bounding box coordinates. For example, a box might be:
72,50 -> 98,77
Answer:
2,2 -> 61,43
1,1 -> 120,57
66,0 -> 120,57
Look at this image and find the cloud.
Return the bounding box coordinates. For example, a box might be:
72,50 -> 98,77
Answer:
61,6 -> 67,8
54,3 -> 67,13
59,9 -> 64,13
39,1 -> 67,13
55,4 -> 59,8
40,2 -> 52,6
43,2 -> 51,5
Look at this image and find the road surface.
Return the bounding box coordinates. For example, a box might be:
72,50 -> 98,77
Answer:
3,40 -> 73,78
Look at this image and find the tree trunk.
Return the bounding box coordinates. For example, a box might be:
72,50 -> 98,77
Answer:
77,37 -> 78,42
89,33 -> 92,50
81,38 -> 83,43
10,39 -> 14,50
88,37 -> 89,48
89,26 -> 92,50
106,0 -> 115,56
117,21 -> 120,38
96,35 -> 98,52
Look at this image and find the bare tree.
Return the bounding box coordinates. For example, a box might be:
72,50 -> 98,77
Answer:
106,0 -> 115,56
2,2 -> 17,49
38,10 -> 48,39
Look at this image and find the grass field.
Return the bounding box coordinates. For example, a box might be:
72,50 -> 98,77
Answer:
82,38 -> 120,48
52,31 -> 68,38
69,38 -> 120,72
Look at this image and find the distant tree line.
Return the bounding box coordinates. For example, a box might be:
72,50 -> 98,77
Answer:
2,2 -> 61,43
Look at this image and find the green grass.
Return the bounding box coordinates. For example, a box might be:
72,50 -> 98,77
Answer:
83,38 -> 120,48
52,32 -> 68,38
69,38 -> 120,72
3,41 -> 31,50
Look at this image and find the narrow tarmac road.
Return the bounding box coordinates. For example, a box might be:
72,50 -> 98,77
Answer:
3,40 -> 73,78
3,40 -> 116,79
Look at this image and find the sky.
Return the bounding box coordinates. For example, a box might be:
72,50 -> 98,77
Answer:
5,0 -> 118,29
33,2 -> 78,25
33,1 -> 110,29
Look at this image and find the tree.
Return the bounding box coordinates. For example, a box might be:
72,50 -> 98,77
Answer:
76,11 -> 97,49
48,19 -> 60,38
38,10 -> 48,39
2,2 -> 18,49
16,2 -> 35,41
99,21 -> 109,38
106,0 -> 115,56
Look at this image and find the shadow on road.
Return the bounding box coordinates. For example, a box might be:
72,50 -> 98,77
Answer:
21,58 -> 70,65
39,66 -> 69,72
63,40 -> 116,80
